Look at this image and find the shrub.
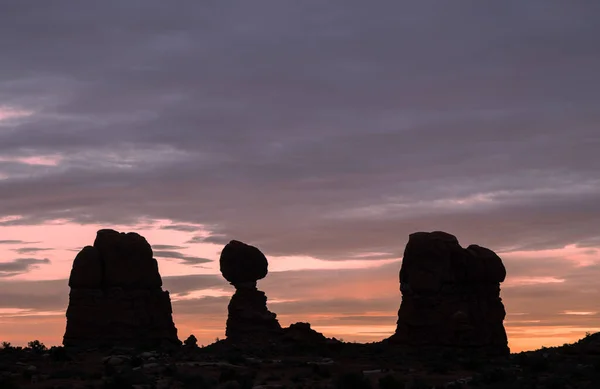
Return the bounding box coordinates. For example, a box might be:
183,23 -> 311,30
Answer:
27,340 -> 47,353
184,334 -> 198,347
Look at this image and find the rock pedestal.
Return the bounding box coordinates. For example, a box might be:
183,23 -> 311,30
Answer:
63,229 -> 180,348
220,240 -> 282,342
389,231 -> 509,355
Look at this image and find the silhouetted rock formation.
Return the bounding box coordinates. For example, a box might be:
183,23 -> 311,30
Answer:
63,229 -> 180,349
220,240 -> 282,342
388,231 -> 509,355
283,322 -> 330,343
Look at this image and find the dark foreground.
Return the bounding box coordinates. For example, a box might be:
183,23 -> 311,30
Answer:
1,333 -> 599,389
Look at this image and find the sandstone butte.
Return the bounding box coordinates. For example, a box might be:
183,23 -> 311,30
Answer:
63,229 -> 180,349
388,231 -> 509,355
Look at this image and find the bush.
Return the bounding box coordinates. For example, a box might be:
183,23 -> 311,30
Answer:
184,335 -> 198,348
27,340 -> 47,353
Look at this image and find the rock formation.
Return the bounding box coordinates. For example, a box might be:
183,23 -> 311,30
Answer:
220,240 -> 282,342
282,322 -> 330,344
389,231 -> 509,355
63,229 -> 180,348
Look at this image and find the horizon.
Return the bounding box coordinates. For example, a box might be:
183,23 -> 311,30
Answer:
1,1 -> 599,354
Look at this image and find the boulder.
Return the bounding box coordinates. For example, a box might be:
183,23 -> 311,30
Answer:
220,240 -> 268,286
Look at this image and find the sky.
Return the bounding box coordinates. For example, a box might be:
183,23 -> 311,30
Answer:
1,1 -> 599,352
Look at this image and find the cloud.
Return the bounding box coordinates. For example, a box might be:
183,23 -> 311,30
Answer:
159,224 -> 200,232
0,240 -> 29,244
154,250 -> 212,266
151,244 -> 187,250
0,0 -> 597,261
186,234 -> 230,246
0,258 -> 51,277
13,247 -> 52,254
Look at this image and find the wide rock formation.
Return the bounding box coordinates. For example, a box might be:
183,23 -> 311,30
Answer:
220,240 -> 282,342
63,229 -> 180,348
389,231 -> 509,355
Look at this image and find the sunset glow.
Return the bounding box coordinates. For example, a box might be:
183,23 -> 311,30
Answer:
1,1 -> 599,358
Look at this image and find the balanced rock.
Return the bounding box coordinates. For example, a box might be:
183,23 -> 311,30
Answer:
220,240 -> 282,342
63,229 -> 180,349
389,231 -> 509,355
220,240 -> 268,286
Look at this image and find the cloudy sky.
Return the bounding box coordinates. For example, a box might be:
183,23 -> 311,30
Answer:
1,1 -> 599,352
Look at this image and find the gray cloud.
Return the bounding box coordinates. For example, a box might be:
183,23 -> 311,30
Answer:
0,0 -> 599,262
187,234 -> 231,246
162,274 -> 227,294
0,240 -> 29,245
159,225 -> 199,232
0,258 -> 51,278
152,244 -> 187,250
154,250 -> 212,266
13,247 -> 52,254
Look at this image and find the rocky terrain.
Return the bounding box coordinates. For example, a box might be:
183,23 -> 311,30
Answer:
1,333 -> 599,388
1,230 -> 598,388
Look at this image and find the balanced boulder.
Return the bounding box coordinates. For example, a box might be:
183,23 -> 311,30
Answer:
220,240 -> 282,342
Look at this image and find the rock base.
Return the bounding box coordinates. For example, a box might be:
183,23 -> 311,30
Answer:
63,287 -> 180,349
225,285 -> 282,342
